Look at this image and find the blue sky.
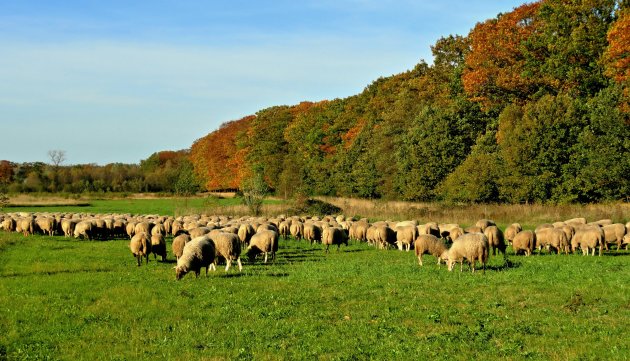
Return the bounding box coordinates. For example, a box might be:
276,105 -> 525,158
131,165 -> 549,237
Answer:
1,0 -> 526,165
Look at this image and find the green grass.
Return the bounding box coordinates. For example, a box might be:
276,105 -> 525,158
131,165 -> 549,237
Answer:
0,231 -> 628,360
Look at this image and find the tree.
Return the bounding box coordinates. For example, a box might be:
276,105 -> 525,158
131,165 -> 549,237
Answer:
240,167 -> 269,216
48,150 -> 66,167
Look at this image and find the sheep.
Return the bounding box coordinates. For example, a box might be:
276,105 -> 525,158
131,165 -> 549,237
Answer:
17,217 -> 35,237
208,232 -> 243,272
322,227 -> 349,253
289,222 -> 304,241
134,222 -> 153,237
504,223 -> 522,245
534,223 -> 554,233
445,233 -> 489,273
475,219 -> 496,232
349,221 -> 369,243
536,228 -> 569,254
126,221 -> 137,239
278,220 -> 291,239
61,219 -> 76,238
448,227 -> 465,242
151,222 -> 166,236
175,236 -> 216,280
36,217 -> 56,236
237,223 -> 255,247
171,221 -> 185,236
73,221 -> 92,240
172,234 -> 191,260
130,232 -> 151,266
571,226 -> 603,256
418,222 -> 441,238
622,234 -> 630,250
414,234 -> 448,266
484,226 -> 506,256
189,227 -> 211,239
1,217 -> 16,232
602,223 -> 626,251
565,217 -> 587,226
375,225 -> 396,249
247,230 -> 279,263
395,225 -> 417,251
150,234 -> 167,262
512,230 -> 535,256
303,223 -> 322,245
465,226 -> 482,234
589,219 -> 612,226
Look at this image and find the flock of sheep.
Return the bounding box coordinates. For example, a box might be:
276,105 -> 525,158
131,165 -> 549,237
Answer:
1,211 -> 628,278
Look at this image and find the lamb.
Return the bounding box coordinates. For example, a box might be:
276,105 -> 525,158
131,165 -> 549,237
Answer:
322,226 -> 349,253
445,233 -> 489,273
602,223 -> 626,251
572,226 -> 603,256
73,221 -> 92,240
130,232 -> 151,266
150,234 -> 167,261
512,230 -> 535,256
247,230 -> 279,263
395,225 -> 417,251
172,234 -> 191,260
504,223 -> 522,245
208,232 -> 243,272
414,234 -> 448,266
483,226 -> 506,256
175,236 -> 216,280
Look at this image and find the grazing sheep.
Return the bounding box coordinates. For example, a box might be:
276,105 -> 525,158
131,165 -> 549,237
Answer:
375,225 -> 396,249
134,222 -> 153,237
247,230 -> 279,263
572,226 -> 603,256
534,223 -> 554,233
475,219 -> 496,232
73,221 -> 92,240
17,217 -> 35,237
512,230 -> 536,256
36,217 -> 56,236
322,227 -> 349,253
448,227 -> 465,242
395,225 -> 417,251
126,221 -> 137,239
171,221 -> 185,236
61,219 -> 76,238
257,223 -> 278,233
414,234 -> 448,266
622,234 -> 630,250
150,234 -> 167,261
504,223 -> 522,245
172,234 -> 191,260
445,233 -> 489,273
589,219 -> 612,226
189,227 -> 211,239
151,223 -> 166,236
464,226 -> 482,234
208,232 -> 243,272
536,228 -> 569,254
349,221 -> 369,243
565,217 -> 587,226
130,232 -> 151,266
602,223 -> 626,251
418,222 -> 441,238
237,223 -> 255,247
279,220 -> 291,239
303,223 -> 322,245
1,217 -> 16,232
289,222 -> 304,241
484,226 -> 506,256
175,236 -> 216,280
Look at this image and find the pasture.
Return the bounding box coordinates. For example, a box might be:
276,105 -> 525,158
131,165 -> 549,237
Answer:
0,200 -> 629,360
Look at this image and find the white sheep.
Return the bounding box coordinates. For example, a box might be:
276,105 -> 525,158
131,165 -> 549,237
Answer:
446,233 -> 489,273
395,225 -> 417,251
175,236 -> 216,280
512,230 -> 535,256
130,232 -> 151,266
322,226 -> 349,253
414,234 -> 448,266
73,221 -> 92,240
172,234 -> 191,260
247,230 -> 278,263
208,232 -> 243,272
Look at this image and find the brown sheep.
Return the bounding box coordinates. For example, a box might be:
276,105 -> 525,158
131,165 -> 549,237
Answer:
512,230 -> 535,256
484,226 -> 506,256
414,234 -> 448,266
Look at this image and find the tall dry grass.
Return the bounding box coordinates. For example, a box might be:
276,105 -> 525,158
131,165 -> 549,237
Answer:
316,196 -> 630,227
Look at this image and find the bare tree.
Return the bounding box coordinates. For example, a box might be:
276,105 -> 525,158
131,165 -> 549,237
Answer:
48,150 -> 66,168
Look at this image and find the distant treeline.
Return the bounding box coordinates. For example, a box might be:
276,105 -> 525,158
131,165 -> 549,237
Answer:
0,151 -> 200,195
190,0 -> 630,204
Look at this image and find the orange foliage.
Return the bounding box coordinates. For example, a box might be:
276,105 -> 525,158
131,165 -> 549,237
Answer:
462,1 -> 542,108
190,115 -> 255,191
604,8 -> 630,112
341,118 -> 367,149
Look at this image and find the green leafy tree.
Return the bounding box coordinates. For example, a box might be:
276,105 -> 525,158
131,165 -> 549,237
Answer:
241,166 -> 270,216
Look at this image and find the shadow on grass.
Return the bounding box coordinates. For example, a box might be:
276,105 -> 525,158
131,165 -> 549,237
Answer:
1,267 -> 114,278
486,258 -> 521,272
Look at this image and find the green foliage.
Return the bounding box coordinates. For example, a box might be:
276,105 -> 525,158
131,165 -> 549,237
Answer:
173,160 -> 200,197
439,152 -> 501,204
287,196 -> 343,216
240,167 -> 270,216
0,193 -> 8,209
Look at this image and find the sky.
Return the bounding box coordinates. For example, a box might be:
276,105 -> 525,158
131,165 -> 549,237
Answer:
0,0 -> 526,165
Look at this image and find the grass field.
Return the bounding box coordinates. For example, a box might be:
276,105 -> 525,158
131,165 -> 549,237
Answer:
1,233 -> 629,360
0,199 -> 629,360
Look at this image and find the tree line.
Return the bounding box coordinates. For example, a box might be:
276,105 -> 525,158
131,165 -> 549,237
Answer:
190,0 -> 630,204
0,151 -> 200,196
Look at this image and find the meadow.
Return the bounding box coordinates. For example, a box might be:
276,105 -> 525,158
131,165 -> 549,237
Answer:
0,199 -> 629,360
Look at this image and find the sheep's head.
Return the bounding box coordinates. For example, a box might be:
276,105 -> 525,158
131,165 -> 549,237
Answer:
447,258 -> 455,272
175,265 -> 188,280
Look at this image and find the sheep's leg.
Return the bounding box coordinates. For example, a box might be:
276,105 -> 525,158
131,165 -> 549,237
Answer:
237,258 -> 243,272
209,263 -> 216,271
418,255 -> 423,266
225,259 -> 231,272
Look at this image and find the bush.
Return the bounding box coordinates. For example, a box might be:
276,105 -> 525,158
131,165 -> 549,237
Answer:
287,197 -> 342,216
